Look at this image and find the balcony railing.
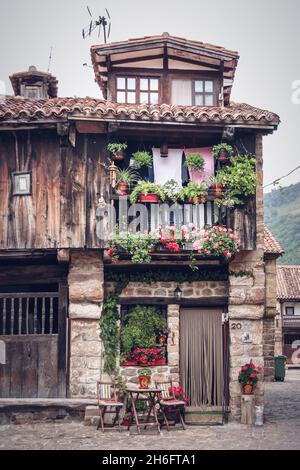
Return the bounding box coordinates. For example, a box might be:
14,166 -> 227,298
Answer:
283,316 -> 300,328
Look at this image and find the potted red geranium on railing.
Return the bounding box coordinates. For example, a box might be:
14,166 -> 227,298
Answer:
193,225 -> 240,260
133,347 -> 165,366
238,360 -> 262,395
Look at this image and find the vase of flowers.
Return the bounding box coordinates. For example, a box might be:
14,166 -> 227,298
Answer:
138,367 -> 152,389
238,360 -> 261,395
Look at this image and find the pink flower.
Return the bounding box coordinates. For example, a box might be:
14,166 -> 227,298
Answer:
249,373 -> 256,378
213,243 -> 219,250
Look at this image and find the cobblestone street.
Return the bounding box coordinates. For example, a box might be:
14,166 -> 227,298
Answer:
1,370 -> 299,450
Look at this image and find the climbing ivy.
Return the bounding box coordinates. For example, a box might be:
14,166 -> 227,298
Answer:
101,267 -> 229,375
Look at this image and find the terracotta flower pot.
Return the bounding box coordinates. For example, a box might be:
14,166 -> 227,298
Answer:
217,149 -> 230,163
138,193 -> 160,203
188,196 -> 206,204
117,182 -> 129,195
112,150 -> 125,161
138,375 -> 151,389
242,382 -> 254,395
155,358 -> 166,365
212,184 -> 223,198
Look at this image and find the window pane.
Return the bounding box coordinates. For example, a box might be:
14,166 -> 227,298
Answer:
127,78 -> 136,90
204,94 -> 214,106
117,91 -> 126,103
195,80 -> 203,92
140,78 -> 149,91
127,92 -> 136,103
150,79 -> 159,91
205,81 -> 213,92
117,77 -> 126,89
140,92 -> 149,104
150,92 -> 158,104
195,94 -> 204,105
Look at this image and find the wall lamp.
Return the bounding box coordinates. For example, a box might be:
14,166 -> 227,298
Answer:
174,286 -> 182,302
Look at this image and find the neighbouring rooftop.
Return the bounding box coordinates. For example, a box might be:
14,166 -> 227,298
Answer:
277,265 -> 300,301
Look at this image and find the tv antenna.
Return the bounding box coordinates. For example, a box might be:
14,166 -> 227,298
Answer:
82,6 -> 111,43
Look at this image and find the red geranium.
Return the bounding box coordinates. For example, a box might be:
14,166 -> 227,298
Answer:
166,241 -> 180,253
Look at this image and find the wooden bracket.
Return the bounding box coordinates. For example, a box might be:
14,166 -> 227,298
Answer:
57,249 -> 70,264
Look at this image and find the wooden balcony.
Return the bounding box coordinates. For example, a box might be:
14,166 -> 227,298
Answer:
111,195 -> 256,251
283,316 -> 300,329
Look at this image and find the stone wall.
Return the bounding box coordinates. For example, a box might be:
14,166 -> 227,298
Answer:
68,250 -> 104,398
228,134 -> 266,421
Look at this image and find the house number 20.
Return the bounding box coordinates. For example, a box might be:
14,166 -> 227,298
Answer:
231,322 -> 242,330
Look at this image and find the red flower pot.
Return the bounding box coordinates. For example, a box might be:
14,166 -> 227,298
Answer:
121,360 -> 137,366
138,375 -> 151,389
188,196 -> 206,204
117,182 -> 129,195
155,358 -> 166,365
212,184 -> 223,198
138,193 -> 160,203
112,150 -> 125,161
242,382 -> 254,395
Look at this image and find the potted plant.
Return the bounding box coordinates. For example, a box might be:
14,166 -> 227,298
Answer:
196,225 -> 240,260
131,151 -> 153,169
108,231 -> 157,263
130,181 -> 165,203
184,152 -> 206,183
217,155 -> 257,205
120,306 -> 167,362
162,179 -> 181,203
115,167 -> 138,195
238,360 -> 261,395
107,142 -> 128,161
179,182 -> 208,205
209,175 -> 224,199
212,143 -> 234,163
138,367 -> 152,389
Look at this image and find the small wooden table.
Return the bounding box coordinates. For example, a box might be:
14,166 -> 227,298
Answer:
126,387 -> 161,434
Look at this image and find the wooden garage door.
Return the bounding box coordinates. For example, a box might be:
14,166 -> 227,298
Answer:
0,284 -> 67,398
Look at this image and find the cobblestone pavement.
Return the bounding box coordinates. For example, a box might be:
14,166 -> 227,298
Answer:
0,370 -> 299,450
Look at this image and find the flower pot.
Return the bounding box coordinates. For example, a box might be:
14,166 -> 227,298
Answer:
188,196 -> 206,205
212,184 -> 223,198
155,357 -> 166,365
138,375 -> 151,389
138,193 -> 160,203
117,181 -> 129,195
242,382 -> 254,395
217,149 -> 230,163
121,360 -> 137,366
112,150 -> 125,161
188,167 -> 207,183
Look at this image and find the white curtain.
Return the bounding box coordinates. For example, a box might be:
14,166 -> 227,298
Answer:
152,148 -> 183,185
172,80 -> 192,106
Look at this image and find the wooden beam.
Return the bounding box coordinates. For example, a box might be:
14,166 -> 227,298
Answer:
119,296 -> 228,306
97,53 -> 164,67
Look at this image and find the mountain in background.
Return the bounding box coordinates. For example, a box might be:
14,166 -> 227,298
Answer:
264,182 -> 300,265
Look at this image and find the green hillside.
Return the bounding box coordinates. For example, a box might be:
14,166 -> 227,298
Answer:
264,182 -> 300,265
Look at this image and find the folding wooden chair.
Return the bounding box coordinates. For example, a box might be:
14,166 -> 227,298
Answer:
155,378 -> 186,431
96,380 -> 123,432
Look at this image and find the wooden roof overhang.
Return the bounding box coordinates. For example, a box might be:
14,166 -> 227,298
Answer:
91,34 -> 239,101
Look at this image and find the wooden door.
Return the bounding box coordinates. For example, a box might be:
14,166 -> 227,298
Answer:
0,284 -> 67,398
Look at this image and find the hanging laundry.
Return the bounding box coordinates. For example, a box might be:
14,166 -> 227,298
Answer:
184,147 -> 214,184
152,148 -> 183,186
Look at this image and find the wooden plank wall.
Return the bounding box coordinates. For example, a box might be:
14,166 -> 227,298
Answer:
0,130 -> 109,249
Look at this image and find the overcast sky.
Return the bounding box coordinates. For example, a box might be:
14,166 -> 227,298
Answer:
1,0 -> 299,191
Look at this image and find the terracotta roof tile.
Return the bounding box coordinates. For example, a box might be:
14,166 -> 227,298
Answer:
264,225 -> 285,256
277,266 -> 300,301
0,96 -> 280,128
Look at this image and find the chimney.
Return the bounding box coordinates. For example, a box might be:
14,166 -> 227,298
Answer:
9,66 -> 58,99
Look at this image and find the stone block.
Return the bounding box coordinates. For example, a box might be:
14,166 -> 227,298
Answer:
69,303 -> 102,320
229,305 -> 264,320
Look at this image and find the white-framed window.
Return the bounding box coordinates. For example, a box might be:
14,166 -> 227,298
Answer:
172,78 -> 215,106
116,76 -> 159,105
285,306 -> 295,316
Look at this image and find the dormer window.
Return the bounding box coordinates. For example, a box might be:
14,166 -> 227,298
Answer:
116,76 -> 159,105
172,78 -> 216,106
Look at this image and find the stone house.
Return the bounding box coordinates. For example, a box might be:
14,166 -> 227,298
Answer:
0,34 -> 281,422
276,266 -> 300,363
